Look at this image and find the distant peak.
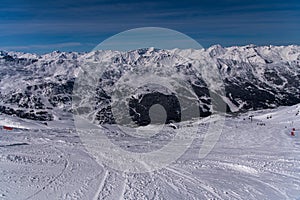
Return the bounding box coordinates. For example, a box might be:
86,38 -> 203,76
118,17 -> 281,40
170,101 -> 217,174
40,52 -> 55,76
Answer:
148,47 -> 155,52
209,44 -> 223,49
0,50 -> 8,56
130,47 -> 161,55
208,44 -> 226,57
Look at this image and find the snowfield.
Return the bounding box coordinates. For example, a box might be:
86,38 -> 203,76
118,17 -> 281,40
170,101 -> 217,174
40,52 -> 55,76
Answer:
0,104 -> 299,200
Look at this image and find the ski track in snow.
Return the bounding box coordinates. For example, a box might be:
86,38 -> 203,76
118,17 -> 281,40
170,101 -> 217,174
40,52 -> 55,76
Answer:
93,170 -> 109,200
24,146 -> 69,200
0,105 -> 299,199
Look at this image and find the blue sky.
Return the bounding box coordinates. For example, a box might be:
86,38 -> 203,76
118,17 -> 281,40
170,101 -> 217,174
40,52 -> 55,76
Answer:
93,27 -> 204,51
0,0 -> 300,53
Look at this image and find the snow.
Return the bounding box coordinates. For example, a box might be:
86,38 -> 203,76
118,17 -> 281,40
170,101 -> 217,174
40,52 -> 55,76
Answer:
0,104 -> 299,199
0,45 -> 300,199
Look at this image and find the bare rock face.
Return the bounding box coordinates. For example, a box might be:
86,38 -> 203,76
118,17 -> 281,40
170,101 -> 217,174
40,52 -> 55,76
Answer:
128,92 -> 181,126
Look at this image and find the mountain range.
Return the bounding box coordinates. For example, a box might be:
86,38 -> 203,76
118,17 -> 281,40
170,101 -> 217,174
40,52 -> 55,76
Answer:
0,44 -> 299,124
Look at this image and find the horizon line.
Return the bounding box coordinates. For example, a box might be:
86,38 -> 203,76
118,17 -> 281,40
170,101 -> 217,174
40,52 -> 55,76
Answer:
1,43 -> 300,55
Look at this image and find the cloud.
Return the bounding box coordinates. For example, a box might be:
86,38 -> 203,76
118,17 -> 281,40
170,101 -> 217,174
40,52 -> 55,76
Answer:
0,42 -> 83,51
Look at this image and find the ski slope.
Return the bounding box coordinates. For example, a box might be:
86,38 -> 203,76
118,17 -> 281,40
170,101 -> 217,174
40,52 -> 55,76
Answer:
0,104 -> 299,199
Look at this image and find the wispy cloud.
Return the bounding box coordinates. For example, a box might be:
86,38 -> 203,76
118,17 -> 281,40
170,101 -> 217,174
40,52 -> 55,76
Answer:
0,42 -> 83,51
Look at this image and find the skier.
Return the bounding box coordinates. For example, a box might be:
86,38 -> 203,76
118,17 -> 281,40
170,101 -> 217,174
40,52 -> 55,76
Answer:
291,131 -> 295,136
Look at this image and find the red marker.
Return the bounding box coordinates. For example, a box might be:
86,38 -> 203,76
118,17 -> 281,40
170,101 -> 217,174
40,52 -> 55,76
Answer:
3,126 -> 13,131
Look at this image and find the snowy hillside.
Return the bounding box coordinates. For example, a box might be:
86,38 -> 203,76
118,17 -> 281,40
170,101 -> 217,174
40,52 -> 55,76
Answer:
0,103 -> 299,199
0,45 -> 300,124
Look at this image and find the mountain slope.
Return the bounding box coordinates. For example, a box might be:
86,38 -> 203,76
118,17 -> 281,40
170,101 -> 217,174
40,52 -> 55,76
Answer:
0,45 -> 299,123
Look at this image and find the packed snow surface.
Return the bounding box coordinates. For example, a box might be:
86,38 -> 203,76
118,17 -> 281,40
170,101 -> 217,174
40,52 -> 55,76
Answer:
0,104 -> 299,199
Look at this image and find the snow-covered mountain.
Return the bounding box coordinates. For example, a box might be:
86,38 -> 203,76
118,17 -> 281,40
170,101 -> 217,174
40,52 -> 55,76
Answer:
0,45 -> 300,123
